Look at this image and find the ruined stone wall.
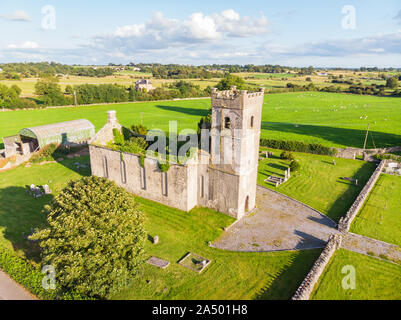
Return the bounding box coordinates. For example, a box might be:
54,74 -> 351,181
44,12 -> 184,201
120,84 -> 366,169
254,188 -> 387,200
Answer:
336,146 -> 401,161
89,145 -> 197,212
338,160 -> 386,233
292,234 -> 343,300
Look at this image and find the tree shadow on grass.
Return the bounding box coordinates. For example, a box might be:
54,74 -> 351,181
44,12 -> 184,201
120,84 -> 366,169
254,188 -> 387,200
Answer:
325,161 -> 377,222
261,122 -> 401,149
253,248 -> 322,300
155,105 -> 210,117
0,186 -> 53,263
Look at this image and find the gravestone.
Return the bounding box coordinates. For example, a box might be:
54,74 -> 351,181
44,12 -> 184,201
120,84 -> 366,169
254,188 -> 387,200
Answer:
333,160 -> 336,166
43,184 -> 51,194
153,235 -> 159,245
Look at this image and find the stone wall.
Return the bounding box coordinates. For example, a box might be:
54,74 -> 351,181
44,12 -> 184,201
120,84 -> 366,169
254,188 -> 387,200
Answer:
89,144 -> 198,212
336,146 -> 401,161
338,160 -> 386,233
292,234 -> 342,300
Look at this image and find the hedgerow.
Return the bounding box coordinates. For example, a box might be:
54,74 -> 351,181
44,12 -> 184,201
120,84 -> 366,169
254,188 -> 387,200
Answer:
0,244 -> 90,300
260,139 -> 337,156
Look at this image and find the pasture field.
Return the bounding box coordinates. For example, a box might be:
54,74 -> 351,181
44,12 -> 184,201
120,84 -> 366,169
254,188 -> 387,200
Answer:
0,158 -> 320,300
350,174 -> 401,247
0,76 -> 221,97
311,249 -> 401,300
1,92 -> 401,149
257,148 -> 376,222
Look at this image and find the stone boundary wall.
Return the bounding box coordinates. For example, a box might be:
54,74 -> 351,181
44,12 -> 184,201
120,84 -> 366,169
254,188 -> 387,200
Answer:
338,160 -> 386,233
336,146 -> 401,161
292,234 -> 342,300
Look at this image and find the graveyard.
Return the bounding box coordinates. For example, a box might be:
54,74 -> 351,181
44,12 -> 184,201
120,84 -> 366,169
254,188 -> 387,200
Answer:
0,154 -> 321,300
257,148 -> 376,222
350,174 -> 401,247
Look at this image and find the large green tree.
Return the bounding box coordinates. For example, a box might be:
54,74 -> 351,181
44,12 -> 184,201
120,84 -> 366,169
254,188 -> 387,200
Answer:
30,176 -> 146,299
386,76 -> 399,89
216,74 -> 246,90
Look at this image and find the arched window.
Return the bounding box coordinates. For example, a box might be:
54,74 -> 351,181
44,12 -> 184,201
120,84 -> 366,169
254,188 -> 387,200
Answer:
250,116 -> 254,128
224,117 -> 231,129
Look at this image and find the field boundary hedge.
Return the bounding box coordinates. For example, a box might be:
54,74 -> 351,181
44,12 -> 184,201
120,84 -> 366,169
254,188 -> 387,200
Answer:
260,139 -> 337,156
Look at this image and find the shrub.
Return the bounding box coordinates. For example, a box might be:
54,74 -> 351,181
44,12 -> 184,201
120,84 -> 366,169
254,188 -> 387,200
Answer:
0,244 -> 89,300
158,160 -> 170,172
280,151 -> 295,160
290,160 -> 301,172
29,176 -> 147,299
260,139 -> 336,156
113,128 -> 125,145
131,124 -> 149,136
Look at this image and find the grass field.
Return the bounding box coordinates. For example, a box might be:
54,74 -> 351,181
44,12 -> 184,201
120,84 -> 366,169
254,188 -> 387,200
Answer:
1,92 -> 401,150
0,158 -> 321,300
0,92 -> 401,148
257,149 -> 376,222
311,249 -> 401,300
350,174 -> 401,247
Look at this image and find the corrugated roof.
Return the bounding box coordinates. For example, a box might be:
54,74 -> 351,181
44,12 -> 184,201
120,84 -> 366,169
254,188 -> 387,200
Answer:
20,119 -> 95,140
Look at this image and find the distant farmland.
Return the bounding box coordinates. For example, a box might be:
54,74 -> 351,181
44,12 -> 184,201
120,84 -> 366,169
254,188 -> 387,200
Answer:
1,92 -> 400,149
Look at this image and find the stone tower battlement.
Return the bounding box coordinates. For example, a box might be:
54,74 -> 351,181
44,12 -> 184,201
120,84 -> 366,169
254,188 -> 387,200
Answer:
211,86 -> 265,109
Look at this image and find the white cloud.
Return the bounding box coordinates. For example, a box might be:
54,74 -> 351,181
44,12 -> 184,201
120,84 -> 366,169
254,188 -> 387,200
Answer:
261,32 -> 401,58
182,12 -> 220,41
8,41 -> 39,49
92,9 -> 268,53
1,10 -> 30,22
214,9 -> 268,37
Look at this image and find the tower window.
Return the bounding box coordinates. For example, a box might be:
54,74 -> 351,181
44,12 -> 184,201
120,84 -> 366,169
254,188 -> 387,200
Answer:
250,116 -> 254,128
224,117 -> 231,129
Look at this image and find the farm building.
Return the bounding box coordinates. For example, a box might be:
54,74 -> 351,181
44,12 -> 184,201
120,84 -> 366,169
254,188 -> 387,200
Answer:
135,79 -> 154,92
2,119 -> 95,158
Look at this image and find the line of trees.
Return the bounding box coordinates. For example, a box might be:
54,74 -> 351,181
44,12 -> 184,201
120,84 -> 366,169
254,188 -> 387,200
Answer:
0,62 -> 115,78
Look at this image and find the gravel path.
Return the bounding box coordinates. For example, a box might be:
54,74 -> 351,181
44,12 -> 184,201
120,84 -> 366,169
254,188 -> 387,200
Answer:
213,186 -> 338,252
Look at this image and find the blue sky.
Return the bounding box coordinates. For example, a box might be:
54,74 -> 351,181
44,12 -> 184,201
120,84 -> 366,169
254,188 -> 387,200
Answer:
0,0 -> 401,67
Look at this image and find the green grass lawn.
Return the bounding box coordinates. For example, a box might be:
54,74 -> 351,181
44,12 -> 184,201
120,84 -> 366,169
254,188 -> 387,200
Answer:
311,249 -> 401,300
0,156 -> 91,263
0,159 -> 321,300
257,149 -> 376,222
350,174 -> 401,247
1,92 -> 401,149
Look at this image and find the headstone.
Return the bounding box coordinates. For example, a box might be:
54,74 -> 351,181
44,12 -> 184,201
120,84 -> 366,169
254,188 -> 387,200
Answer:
355,179 -> 358,186
288,168 -> 291,179
33,187 -> 43,198
275,181 -> 279,188
43,184 -> 51,194
333,160 -> 336,166
201,260 -> 207,268
153,235 -> 159,245
284,171 -> 288,181
30,184 -> 35,191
